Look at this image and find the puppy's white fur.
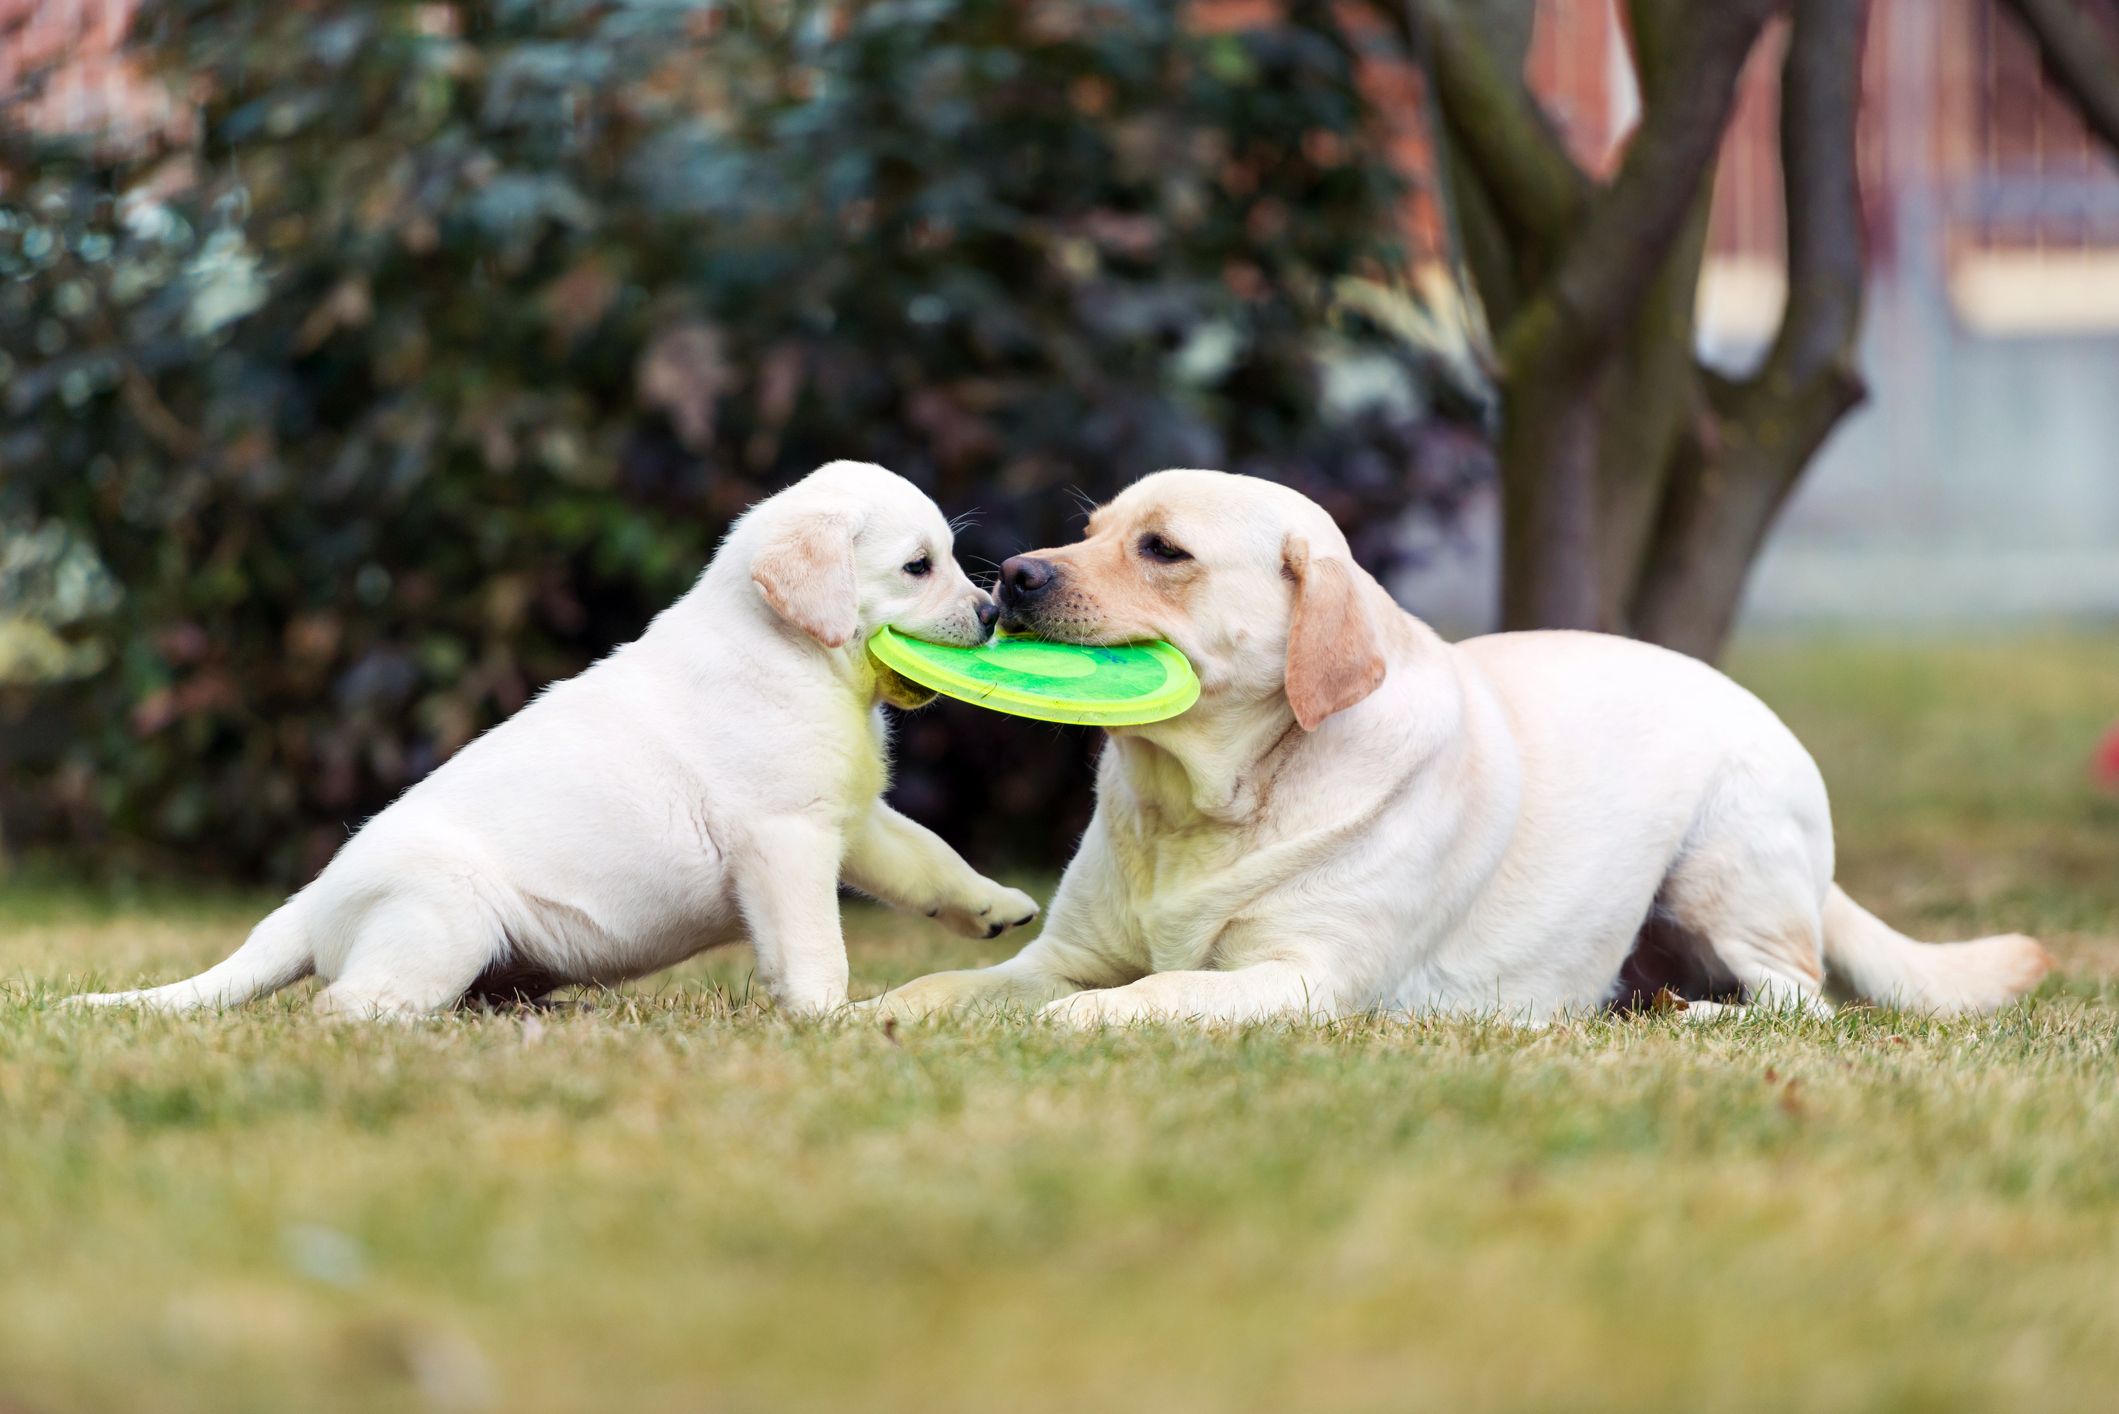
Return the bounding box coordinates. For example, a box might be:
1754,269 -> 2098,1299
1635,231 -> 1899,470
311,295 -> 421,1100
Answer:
875,470 -> 2049,1027
72,462 -> 1036,1017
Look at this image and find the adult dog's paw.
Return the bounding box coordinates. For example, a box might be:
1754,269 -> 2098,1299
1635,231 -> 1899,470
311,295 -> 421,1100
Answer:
1038,987 -> 1157,1029
862,970 -> 990,1022
931,881 -> 1039,941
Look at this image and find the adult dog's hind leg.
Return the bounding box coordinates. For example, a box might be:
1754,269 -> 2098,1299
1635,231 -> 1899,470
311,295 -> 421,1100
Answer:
1658,802 -> 1834,1019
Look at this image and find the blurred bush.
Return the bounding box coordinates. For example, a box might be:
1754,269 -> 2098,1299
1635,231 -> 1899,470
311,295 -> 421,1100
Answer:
1,0 -> 1484,883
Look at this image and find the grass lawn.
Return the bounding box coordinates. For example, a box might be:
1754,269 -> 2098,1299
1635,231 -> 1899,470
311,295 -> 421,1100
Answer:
3,634 -> 2116,1413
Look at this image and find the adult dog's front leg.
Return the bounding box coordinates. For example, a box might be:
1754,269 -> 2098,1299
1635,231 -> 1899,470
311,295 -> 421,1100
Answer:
863,948 -> 1086,1021
734,818 -> 851,1013
840,802 -> 1038,940
1038,961 -> 1333,1028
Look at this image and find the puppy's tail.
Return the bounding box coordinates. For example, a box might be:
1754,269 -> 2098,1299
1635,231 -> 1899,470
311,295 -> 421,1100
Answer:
68,897 -> 315,1013
1821,884 -> 2049,1016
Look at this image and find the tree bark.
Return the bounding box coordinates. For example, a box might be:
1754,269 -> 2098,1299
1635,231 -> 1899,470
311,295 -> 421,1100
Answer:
1997,0 -> 2119,156
1496,369 -> 1607,630
1588,187 -> 1712,630
1411,0 -> 1585,251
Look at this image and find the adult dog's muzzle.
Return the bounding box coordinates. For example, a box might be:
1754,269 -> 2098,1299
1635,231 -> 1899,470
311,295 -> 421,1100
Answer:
997,555 -> 1059,630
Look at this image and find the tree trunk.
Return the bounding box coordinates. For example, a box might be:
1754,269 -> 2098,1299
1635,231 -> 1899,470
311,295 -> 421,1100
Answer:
1497,365 -> 1605,630
1629,411 -> 1808,658
1998,0 -> 2119,155
1402,0 -> 1870,663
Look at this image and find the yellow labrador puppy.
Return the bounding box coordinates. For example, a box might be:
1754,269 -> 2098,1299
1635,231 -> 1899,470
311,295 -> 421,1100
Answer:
873,469 -> 2048,1027
72,462 -> 1036,1018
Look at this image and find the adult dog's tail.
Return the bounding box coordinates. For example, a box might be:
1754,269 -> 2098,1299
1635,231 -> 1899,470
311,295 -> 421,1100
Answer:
69,898 -> 315,1012
1821,884 -> 2049,1015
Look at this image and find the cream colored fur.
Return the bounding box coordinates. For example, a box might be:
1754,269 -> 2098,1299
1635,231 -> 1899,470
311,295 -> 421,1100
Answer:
71,462 -> 1037,1018
873,470 -> 2049,1027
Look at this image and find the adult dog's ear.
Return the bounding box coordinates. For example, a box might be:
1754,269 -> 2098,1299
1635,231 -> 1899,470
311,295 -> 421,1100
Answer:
1282,535 -> 1386,731
752,514 -> 858,648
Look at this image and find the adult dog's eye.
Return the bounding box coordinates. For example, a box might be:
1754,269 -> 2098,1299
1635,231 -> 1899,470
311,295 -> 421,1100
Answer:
903,555 -> 933,577
1140,533 -> 1191,564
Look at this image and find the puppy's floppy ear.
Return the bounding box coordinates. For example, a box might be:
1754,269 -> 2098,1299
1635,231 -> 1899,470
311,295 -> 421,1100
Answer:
752,513 -> 858,648
1282,534 -> 1386,731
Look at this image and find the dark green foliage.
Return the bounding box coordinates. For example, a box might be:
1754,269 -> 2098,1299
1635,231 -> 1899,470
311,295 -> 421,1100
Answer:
1,0 -> 1473,882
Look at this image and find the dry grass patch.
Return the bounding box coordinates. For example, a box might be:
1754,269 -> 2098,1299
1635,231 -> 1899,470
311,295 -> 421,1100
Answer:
3,633 -> 2115,1412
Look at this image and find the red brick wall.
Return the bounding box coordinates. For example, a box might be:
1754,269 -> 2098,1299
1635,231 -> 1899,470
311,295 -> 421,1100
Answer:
1,0 -> 187,155
13,0 -> 2114,270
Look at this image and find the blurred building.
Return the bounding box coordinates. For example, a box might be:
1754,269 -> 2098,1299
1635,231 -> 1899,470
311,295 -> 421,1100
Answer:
0,0 -> 184,153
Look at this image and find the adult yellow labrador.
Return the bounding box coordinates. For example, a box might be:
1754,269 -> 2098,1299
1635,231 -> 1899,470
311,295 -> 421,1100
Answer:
873,470 -> 2048,1027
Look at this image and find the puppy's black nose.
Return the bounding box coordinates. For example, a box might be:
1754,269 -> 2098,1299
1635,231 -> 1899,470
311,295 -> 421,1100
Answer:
999,556 -> 1055,604
974,599 -> 1000,633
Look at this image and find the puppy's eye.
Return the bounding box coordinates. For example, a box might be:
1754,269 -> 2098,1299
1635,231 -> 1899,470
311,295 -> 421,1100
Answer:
1139,533 -> 1191,564
903,555 -> 933,578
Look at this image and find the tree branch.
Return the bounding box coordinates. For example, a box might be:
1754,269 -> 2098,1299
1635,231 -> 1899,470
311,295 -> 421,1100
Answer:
1400,0 -> 1589,250
1514,0 -> 1781,371
1732,0 -> 1869,446
1436,119 -> 1525,332
1998,0 -> 2119,156
1591,183 -> 1715,628
1630,0 -> 1871,659
1626,0 -> 1695,96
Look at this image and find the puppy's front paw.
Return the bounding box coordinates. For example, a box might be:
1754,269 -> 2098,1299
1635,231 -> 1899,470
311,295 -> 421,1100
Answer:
931,881 -> 1039,941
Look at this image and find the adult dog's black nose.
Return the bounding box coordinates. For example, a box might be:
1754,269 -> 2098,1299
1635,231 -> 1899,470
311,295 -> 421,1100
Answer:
999,556 -> 1056,605
974,599 -> 1000,633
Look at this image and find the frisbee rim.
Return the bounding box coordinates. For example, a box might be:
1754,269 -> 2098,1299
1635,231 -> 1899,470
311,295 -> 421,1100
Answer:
867,626 -> 1200,726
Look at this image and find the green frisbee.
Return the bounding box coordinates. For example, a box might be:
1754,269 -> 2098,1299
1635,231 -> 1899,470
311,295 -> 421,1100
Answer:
868,626 -> 1200,726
